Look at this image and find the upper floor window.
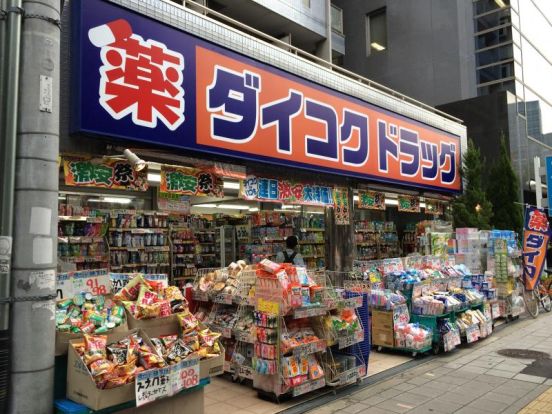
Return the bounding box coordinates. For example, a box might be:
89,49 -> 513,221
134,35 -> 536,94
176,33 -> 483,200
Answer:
366,8 -> 387,56
331,4 -> 343,34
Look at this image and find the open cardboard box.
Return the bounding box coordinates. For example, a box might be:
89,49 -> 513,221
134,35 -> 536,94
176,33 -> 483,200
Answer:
55,295 -> 129,356
66,328 -> 154,411
124,308 -> 181,338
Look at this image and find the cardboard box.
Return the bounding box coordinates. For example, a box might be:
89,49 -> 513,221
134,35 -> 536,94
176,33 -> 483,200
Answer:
117,386 -> 204,414
371,327 -> 394,347
67,328 -> 153,411
371,310 -> 394,330
55,321 -> 128,356
125,310 -> 180,338
199,342 -> 225,379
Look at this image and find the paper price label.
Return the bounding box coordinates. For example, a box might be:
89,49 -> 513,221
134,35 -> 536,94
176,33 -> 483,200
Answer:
257,298 -> 279,315
111,273 -> 168,293
174,359 -> 200,391
136,367 -> 172,407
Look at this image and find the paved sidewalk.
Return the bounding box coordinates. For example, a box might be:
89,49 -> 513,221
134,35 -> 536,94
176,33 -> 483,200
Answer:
307,312 -> 552,414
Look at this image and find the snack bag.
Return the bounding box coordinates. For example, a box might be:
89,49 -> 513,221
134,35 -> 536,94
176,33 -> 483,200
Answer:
177,311 -> 199,334
308,355 -> 324,380
164,286 -> 184,302
115,274 -> 145,302
137,283 -> 158,307
83,334 -> 107,365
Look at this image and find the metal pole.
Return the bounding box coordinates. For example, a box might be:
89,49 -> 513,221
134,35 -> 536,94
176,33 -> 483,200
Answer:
9,0 -> 60,412
535,156 -> 542,209
0,0 -> 22,410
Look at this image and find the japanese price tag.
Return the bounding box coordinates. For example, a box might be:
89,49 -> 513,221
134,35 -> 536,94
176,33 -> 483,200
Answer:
71,269 -> 110,296
135,367 -> 172,407
172,358 -> 200,392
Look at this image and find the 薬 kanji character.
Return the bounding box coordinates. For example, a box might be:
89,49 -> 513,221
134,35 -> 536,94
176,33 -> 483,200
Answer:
420,141 -> 438,180
305,99 -> 338,161
207,66 -> 260,142
439,142 -> 457,184
378,120 -> 398,173
166,171 -> 197,193
399,128 -> 420,177
70,161 -> 113,186
113,162 -> 134,185
341,110 -> 369,166
88,19 -> 185,130
261,90 -> 303,154
528,209 -> 549,232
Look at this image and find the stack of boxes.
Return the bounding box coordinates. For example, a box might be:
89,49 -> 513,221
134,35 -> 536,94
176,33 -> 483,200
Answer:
455,228 -> 482,273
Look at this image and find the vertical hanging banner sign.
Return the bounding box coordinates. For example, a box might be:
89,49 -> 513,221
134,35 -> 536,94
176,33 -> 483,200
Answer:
522,205 -> 552,291
333,188 -> 350,225
357,191 -> 385,210
397,195 -> 420,212
63,157 -> 149,191
159,166 -> 223,197
72,0 -> 462,194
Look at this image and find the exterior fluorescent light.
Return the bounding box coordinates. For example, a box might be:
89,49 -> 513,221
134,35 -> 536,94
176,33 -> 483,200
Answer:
103,197 -> 132,204
494,0 -> 507,8
371,42 -> 386,51
385,199 -> 398,206
194,204 -> 217,208
249,207 -> 259,212
89,197 -> 132,204
123,149 -> 147,172
223,181 -> 240,190
420,202 -> 427,209
282,205 -> 300,210
147,173 -> 161,182
217,204 -> 250,210
353,195 -> 359,201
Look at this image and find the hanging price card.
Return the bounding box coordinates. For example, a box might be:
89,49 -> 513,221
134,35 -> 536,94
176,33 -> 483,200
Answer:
257,298 -> 279,315
466,324 -> 480,343
110,273 -> 168,293
135,367 -> 172,407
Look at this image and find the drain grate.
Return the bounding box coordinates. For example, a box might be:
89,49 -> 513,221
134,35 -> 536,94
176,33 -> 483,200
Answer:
496,349 -> 550,360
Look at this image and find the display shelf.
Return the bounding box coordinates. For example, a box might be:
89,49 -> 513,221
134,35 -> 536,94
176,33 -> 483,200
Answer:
292,305 -> 328,319
60,255 -> 109,263
290,377 -> 325,397
59,216 -> 104,223
288,339 -> 327,357
326,364 -> 366,387
58,236 -> 104,244
108,227 -> 168,233
300,228 -> 325,232
337,330 -> 365,349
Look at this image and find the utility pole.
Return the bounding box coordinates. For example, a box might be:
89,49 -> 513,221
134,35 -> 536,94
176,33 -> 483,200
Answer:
7,0 -> 60,413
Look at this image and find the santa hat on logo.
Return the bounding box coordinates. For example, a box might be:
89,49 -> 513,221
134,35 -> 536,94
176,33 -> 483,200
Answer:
88,19 -> 132,47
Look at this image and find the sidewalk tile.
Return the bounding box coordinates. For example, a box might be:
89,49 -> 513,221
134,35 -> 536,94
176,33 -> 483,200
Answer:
414,399 -> 463,414
485,369 -> 516,379
466,396 -> 509,412
392,383 -> 417,392
374,399 -> 415,413
514,374 -> 547,384
337,402 -> 370,414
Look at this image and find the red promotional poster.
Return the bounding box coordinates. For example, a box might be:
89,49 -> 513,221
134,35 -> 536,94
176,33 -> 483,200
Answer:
522,206 -> 552,291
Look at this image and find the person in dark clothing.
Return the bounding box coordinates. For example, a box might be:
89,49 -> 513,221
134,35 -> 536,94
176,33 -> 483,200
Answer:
275,235 -> 305,266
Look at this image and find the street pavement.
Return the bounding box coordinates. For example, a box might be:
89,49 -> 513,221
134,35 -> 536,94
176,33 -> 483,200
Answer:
307,311 -> 552,414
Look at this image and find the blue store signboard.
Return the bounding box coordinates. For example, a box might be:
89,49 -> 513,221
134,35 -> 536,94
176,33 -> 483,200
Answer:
72,0 -> 461,193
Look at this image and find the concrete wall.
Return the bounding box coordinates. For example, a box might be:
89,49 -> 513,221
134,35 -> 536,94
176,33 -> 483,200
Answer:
334,0 -> 477,107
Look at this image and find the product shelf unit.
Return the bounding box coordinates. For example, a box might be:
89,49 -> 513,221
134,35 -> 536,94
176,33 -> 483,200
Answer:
107,210 -> 170,275
58,214 -> 109,271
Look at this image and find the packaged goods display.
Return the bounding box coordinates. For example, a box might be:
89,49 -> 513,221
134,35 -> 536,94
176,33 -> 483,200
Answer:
115,275 -> 187,320
72,332 -> 166,389
56,294 -> 126,335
